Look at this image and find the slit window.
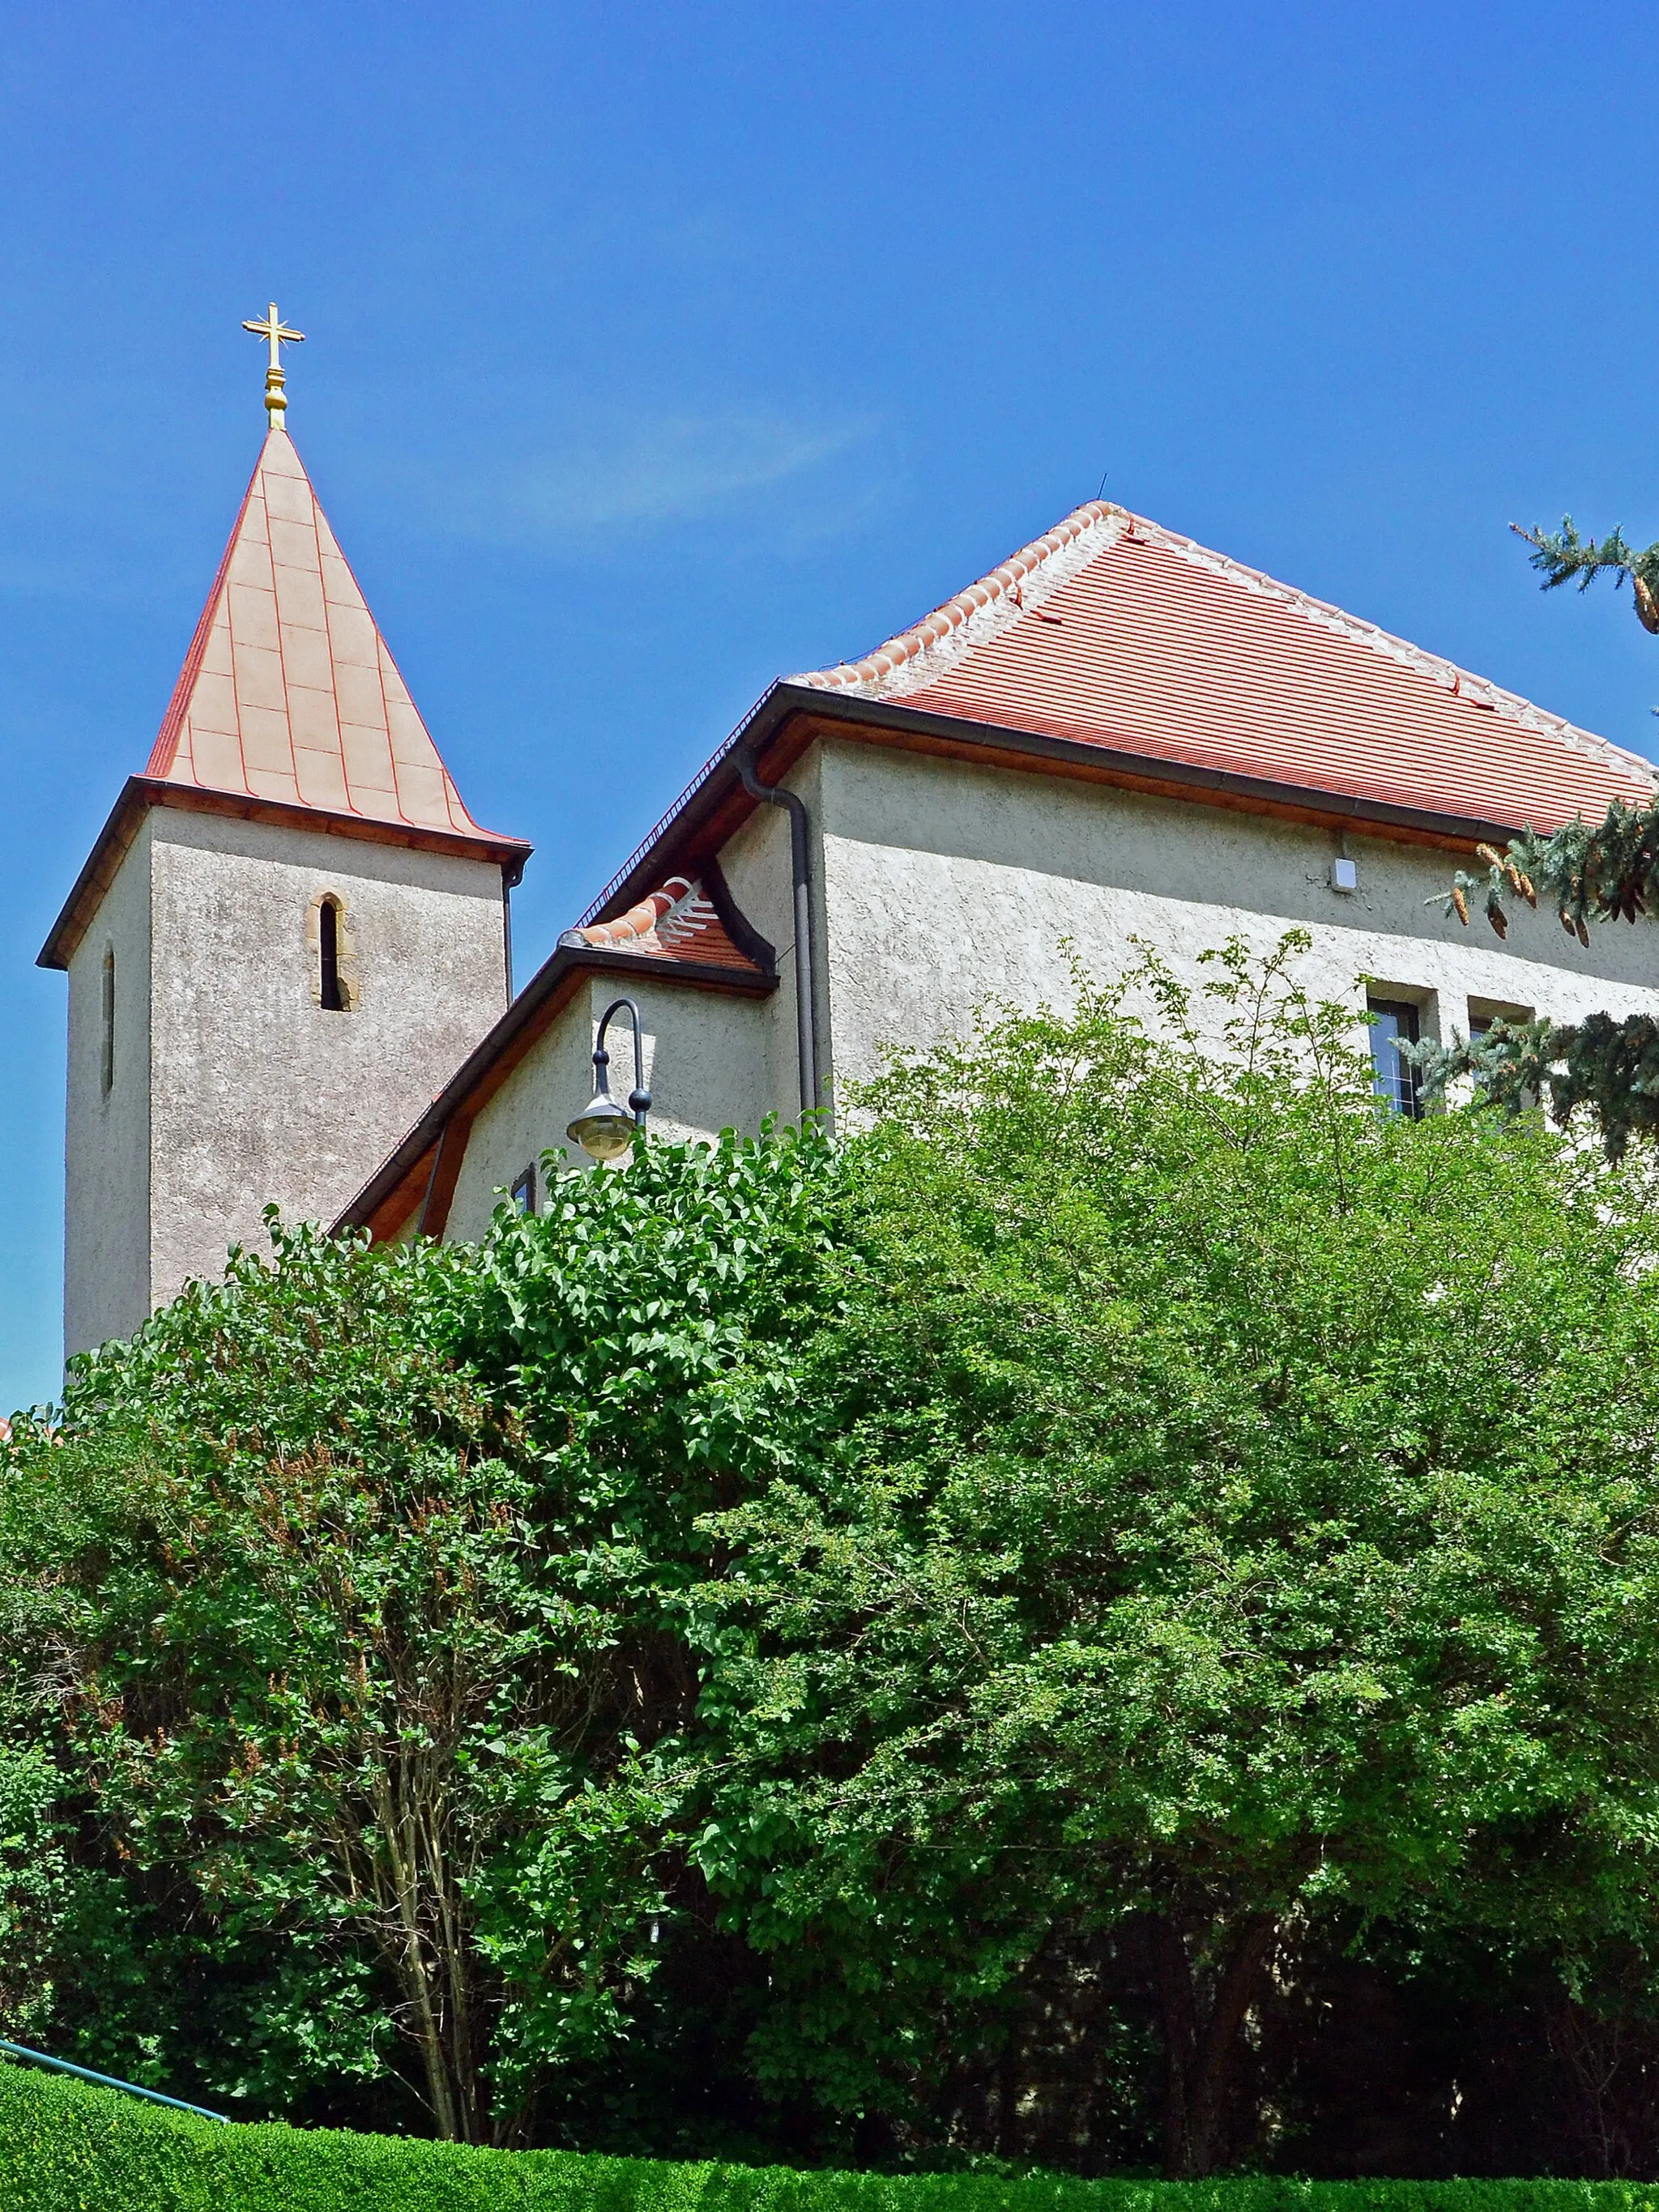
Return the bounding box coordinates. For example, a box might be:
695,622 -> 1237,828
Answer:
318,897 -> 346,1012
1367,997 -> 1422,1118
100,946 -> 115,1097
510,1164 -> 537,1217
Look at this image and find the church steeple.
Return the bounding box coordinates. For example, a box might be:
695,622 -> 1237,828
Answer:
41,325 -> 531,1358
145,423 -> 492,837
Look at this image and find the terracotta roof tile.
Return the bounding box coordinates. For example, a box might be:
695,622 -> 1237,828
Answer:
146,428 -> 493,840
560,876 -> 761,974
796,501 -> 1657,833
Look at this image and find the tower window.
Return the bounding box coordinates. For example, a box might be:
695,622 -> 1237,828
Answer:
100,946 -> 115,1097
316,895 -> 348,1012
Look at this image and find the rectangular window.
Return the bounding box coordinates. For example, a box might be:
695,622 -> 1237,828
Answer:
1367,997 -> 1422,1118
510,1164 -> 536,1217
1467,998 -> 1533,1042
1467,999 -> 1537,1108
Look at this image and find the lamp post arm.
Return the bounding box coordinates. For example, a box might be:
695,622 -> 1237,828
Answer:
595,997 -> 651,1129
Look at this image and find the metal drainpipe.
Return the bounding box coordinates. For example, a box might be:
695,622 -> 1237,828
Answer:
735,744 -> 819,1119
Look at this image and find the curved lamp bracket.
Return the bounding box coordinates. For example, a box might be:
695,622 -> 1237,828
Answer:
565,997 -> 652,1161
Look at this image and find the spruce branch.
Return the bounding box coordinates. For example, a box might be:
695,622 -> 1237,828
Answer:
1433,801 -> 1659,944
1411,1012 -> 1659,1161
1511,516 -> 1659,632
1425,511 -> 1659,1157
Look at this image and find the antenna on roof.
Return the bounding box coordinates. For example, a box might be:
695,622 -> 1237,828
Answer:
1097,471 -> 1108,501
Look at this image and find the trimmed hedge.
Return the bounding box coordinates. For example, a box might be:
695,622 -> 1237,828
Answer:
3,2063 -> 1658,2212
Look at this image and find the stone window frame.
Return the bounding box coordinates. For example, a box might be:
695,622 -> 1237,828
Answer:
306,889 -> 361,1012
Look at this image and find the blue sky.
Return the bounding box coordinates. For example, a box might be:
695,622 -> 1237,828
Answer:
4,3 -> 1658,1408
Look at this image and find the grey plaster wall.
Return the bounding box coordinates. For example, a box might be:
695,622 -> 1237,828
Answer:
63,807 -> 510,1352
812,740 -> 1659,1094
64,819 -> 155,1354
444,973 -> 776,1243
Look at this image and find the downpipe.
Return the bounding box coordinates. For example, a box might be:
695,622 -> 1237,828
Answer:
735,744 -> 821,1120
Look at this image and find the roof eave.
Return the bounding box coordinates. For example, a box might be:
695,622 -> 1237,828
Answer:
576,681 -> 1547,936
334,937 -> 778,1240
38,777 -> 534,972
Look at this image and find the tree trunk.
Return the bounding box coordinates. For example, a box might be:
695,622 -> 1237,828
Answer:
1153,1907 -> 1279,2177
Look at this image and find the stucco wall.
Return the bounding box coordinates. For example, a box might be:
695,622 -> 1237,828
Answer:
444,971 -> 777,1244
812,740 -> 1659,1095
134,810 -> 507,1326
64,818 -> 154,1355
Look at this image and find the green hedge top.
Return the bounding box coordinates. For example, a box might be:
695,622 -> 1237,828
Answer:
1,2063 -> 1653,2212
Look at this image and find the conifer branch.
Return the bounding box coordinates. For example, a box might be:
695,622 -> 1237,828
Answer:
1424,517 -> 1659,1154
1511,517 -> 1659,631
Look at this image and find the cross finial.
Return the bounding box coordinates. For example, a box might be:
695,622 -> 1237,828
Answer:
241,302 -> 305,428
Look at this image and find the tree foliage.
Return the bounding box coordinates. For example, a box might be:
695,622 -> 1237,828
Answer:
0,1130 -> 842,2146
691,944 -> 1659,2173
11,956 -> 1659,2171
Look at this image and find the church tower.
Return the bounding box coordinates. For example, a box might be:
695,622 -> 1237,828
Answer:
39,309 -> 531,1356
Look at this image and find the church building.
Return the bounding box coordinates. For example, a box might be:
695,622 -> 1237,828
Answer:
42,325 -> 1659,1349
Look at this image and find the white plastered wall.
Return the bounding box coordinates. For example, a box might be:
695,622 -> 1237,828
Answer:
65,804 -> 510,1353
812,739 -> 1659,1096
64,817 -> 155,1355
444,970 -> 777,1243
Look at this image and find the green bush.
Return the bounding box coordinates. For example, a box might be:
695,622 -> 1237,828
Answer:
3,2064 -> 1658,2212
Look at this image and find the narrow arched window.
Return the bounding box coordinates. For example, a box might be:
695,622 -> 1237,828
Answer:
318,897 -> 345,1012
100,946 -> 115,1096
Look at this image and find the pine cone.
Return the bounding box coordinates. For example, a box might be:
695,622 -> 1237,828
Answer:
1452,885 -> 1469,925
1634,573 -> 1659,633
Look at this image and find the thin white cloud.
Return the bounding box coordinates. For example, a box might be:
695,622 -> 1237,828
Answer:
439,407 -> 881,546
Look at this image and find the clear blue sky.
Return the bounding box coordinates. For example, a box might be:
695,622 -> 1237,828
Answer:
4,4 -> 1658,1409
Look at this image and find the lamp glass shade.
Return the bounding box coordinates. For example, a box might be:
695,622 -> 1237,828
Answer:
566,1093 -> 636,1161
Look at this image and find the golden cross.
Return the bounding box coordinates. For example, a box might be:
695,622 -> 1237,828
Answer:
241,302 -> 305,427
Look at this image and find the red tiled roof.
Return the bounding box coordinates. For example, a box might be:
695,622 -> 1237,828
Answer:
560,876 -> 762,974
796,501 -> 1657,833
147,428 -> 493,838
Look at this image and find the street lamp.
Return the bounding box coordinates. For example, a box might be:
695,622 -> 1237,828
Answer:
566,997 -> 651,1161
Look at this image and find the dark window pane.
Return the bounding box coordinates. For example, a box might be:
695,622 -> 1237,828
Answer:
319,898 -> 344,1012
1367,998 -> 1422,1118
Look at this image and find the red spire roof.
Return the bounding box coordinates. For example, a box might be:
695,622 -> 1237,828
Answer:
147,427 -> 489,837
796,501 -> 1658,833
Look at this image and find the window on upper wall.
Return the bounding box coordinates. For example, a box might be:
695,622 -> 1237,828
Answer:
100,946 -> 115,1097
510,1164 -> 537,1217
318,896 -> 348,1012
1467,998 -> 1533,1043
1468,999 -> 1538,1108
1367,996 -> 1423,1118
